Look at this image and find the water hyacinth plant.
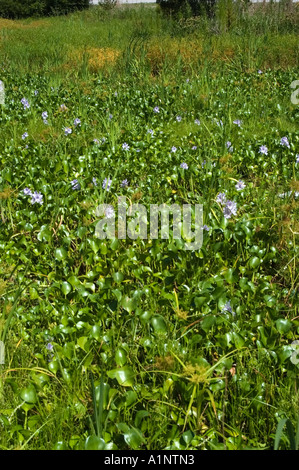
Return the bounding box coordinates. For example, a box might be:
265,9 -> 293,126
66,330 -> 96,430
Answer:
21,97 -> 30,109
0,3 -> 298,451
102,177 -> 112,191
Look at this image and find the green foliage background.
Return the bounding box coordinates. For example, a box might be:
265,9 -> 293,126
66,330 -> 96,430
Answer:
157,0 -> 217,17
0,0 -> 89,19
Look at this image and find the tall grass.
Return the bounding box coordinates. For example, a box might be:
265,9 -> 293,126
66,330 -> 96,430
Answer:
0,3 -> 298,80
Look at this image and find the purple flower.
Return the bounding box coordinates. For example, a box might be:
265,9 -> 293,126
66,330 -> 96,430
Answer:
104,206 -> 115,219
147,129 -> 154,136
71,179 -> 80,190
235,180 -> 246,191
186,78 -> 190,83
122,143 -> 130,151
296,154 -> 299,164
22,132 -> 29,140
258,70 -> 263,74
34,90 -> 39,96
194,119 -> 200,126
280,137 -> 290,148
46,343 -> 54,352
221,301 -> 234,314
93,138 -> 100,144
21,98 -> 30,109
114,91 -> 118,97
223,200 -> 237,219
74,118 -> 81,127
121,179 -> 129,188
202,160 -> 206,168
171,146 -> 177,153
108,114 -> 113,120
259,145 -> 268,155
23,188 -> 32,196
92,177 -> 98,186
226,141 -> 233,152
216,192 -> 227,205
102,178 -> 112,191
176,115 -> 182,122
153,106 -> 160,113
233,119 -> 242,127
42,112 -> 48,125
60,104 -> 67,111
30,191 -> 43,205
203,225 -> 210,231
180,162 -> 188,169
192,145 -> 197,150
216,119 -> 223,127
64,127 -> 72,136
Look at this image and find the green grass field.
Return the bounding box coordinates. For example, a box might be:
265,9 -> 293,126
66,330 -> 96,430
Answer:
0,1 -> 298,450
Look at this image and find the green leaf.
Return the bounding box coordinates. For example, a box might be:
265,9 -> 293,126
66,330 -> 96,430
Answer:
115,348 -> 127,366
276,319 -> 292,334
55,248 -> 67,261
274,418 -> 289,450
121,426 -> 146,450
223,268 -> 236,284
107,367 -> 135,387
121,296 -> 136,313
113,272 -> 124,283
135,410 -> 150,428
67,276 -> 81,288
112,289 -> 122,302
249,256 -> 260,269
182,430 -> 194,445
95,382 -> 110,410
91,325 -> 101,341
37,226 -> 52,242
53,441 -> 68,450
20,384 -> 38,404
201,315 -> 216,332
151,315 -> 167,334
61,281 -> 72,296
85,435 -> 106,450
232,332 -> 245,349
125,390 -> 137,406
77,336 -> 89,352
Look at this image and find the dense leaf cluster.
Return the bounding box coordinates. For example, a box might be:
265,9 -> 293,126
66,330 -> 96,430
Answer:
157,0 -> 217,18
0,0 -> 89,19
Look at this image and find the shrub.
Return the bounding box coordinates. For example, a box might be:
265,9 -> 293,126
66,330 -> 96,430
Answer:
157,0 -> 217,18
45,0 -> 89,16
0,0 -> 46,19
0,0 -> 89,19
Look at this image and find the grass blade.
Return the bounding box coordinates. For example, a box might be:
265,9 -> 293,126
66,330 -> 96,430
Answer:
274,418 -> 288,450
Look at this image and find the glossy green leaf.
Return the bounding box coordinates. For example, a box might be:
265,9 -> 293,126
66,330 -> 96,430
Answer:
61,281 -> 72,296
20,385 -> 38,404
85,435 -> 106,450
276,319 -> 292,334
107,367 -> 135,387
55,248 -> 67,261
